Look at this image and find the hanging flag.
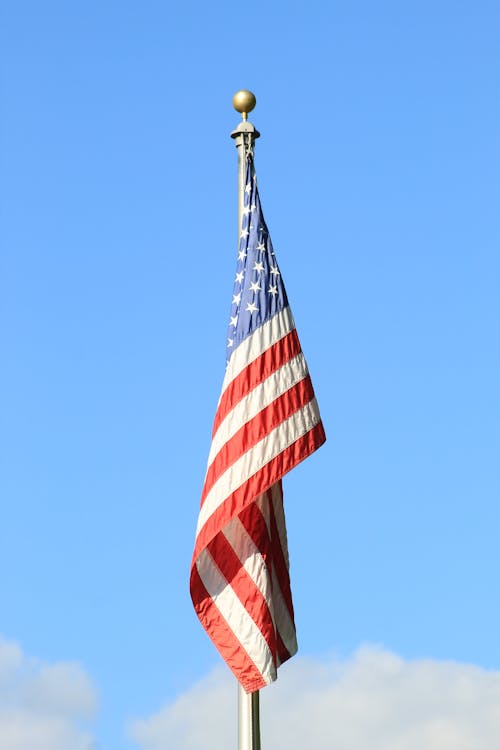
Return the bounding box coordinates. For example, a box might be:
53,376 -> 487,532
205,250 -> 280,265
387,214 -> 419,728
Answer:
190,154 -> 326,693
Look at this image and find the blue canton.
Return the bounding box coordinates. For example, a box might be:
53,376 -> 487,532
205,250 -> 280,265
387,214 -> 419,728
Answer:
226,157 -> 288,360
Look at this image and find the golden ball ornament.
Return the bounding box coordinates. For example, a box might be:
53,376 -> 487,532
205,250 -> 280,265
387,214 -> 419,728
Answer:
232,90 -> 256,118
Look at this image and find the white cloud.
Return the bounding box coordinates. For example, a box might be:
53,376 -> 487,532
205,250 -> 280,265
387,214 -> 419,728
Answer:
128,645 -> 500,750
129,668 -> 236,750
0,635 -> 98,750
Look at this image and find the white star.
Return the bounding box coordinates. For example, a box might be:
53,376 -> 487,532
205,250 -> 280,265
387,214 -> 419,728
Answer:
268,285 -> 278,296
250,203 -> 256,211
240,228 -> 249,239
256,241 -> 265,253
242,205 -> 251,215
232,292 -> 241,305
235,271 -> 244,283
230,315 -> 238,327
249,281 -> 261,293
246,301 -> 258,314
238,250 -> 247,261
270,266 -> 280,276
227,337 -> 233,347
245,182 -> 252,194
253,261 -> 264,273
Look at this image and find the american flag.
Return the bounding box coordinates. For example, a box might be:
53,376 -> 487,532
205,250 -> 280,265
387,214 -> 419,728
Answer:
190,155 -> 325,692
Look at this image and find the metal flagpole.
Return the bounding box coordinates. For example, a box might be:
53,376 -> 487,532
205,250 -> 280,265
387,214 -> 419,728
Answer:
230,89 -> 261,750
231,90 -> 260,238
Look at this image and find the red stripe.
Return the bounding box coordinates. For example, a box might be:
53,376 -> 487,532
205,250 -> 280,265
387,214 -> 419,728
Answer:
193,421 -> 326,561
213,329 -> 301,436
206,530 -> 277,666
202,376 -> 315,502
237,491 -> 295,668
190,563 -> 266,692
238,490 -> 273,566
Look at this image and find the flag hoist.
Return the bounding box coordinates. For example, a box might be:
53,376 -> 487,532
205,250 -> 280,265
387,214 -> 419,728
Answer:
190,90 -> 326,750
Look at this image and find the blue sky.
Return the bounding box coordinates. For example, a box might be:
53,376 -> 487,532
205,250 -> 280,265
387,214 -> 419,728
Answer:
1,1 -> 499,748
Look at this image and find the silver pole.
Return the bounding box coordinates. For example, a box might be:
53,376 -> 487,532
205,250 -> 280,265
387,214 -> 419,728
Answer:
230,90 -> 261,750
238,686 -> 261,750
231,90 -> 260,235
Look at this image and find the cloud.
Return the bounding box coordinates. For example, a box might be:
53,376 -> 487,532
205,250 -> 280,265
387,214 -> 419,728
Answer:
0,635 -> 98,750
128,645 -> 500,750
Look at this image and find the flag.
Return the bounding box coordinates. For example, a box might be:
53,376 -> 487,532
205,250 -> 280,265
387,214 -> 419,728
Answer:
190,154 -> 325,693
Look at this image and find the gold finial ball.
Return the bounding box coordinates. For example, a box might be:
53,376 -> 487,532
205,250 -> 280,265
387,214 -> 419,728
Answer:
232,90 -> 256,118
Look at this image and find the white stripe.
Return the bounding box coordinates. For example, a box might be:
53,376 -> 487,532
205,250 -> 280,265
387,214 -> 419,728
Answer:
226,491 -> 297,662
220,307 -> 295,396
196,549 -> 276,685
207,353 -> 309,470
197,398 -> 321,535
223,515 -> 274,619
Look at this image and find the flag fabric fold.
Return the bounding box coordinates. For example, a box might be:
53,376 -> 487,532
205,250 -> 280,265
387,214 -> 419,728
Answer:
190,154 -> 325,693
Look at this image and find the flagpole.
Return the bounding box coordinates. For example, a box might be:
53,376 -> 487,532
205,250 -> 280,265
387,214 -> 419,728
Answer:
231,90 -> 260,236
231,89 -> 261,750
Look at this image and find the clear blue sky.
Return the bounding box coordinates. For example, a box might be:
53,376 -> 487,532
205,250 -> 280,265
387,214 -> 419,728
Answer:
1,2 -> 499,748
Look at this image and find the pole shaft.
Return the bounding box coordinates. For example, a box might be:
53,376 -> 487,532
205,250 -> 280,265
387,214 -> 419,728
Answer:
231,120 -> 260,243
231,115 -> 261,750
236,133 -> 246,234
238,685 -> 261,750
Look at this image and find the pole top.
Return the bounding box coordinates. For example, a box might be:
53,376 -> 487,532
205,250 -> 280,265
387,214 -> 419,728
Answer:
232,90 -> 256,121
